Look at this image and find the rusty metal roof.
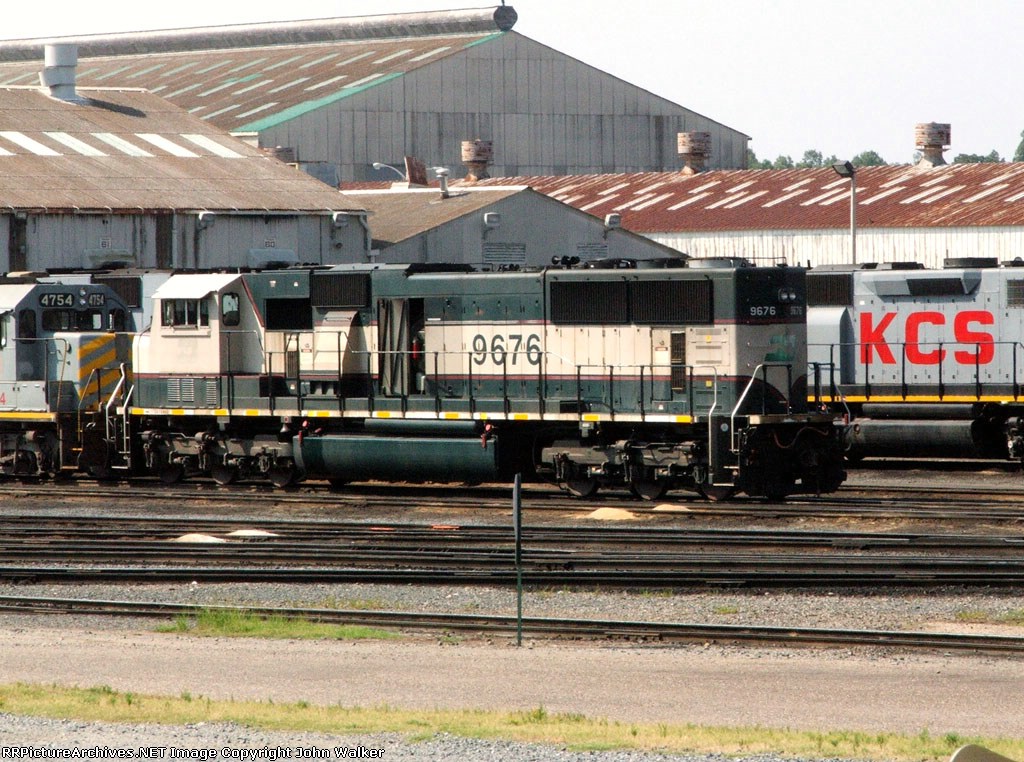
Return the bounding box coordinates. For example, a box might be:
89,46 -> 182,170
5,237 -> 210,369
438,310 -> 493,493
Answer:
0,11 -> 511,135
466,164 -> 1024,231
0,86 -> 361,212
343,187 -> 524,247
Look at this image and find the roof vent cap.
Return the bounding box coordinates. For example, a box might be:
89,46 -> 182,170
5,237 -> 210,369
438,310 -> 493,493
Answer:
461,139 -> 493,182
40,43 -> 82,102
677,132 -> 712,175
915,122 -> 951,167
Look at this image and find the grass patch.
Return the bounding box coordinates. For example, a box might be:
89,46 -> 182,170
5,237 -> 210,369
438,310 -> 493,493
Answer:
156,609 -> 401,641
712,605 -> 741,615
0,683 -> 1021,760
955,609 -> 1024,626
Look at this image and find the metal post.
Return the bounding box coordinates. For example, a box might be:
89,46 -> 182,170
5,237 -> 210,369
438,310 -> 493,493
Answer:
849,171 -> 857,266
513,473 -> 523,647
831,161 -> 857,265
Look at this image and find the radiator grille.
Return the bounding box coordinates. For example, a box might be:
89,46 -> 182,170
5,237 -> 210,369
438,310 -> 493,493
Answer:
631,280 -> 712,324
310,273 -> 370,308
806,273 -> 852,306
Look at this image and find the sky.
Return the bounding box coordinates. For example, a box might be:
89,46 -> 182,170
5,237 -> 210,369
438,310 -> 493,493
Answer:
2,0 -> 1020,165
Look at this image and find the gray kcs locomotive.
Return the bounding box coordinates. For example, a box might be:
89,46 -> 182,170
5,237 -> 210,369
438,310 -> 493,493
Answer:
808,258 -> 1024,462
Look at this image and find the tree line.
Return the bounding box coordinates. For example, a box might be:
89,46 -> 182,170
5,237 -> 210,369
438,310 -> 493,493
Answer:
747,132 -> 1024,169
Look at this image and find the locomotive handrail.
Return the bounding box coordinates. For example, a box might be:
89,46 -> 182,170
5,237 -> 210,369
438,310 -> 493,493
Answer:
810,339 -> 1020,403
249,340 -> 722,423
730,362 -> 794,453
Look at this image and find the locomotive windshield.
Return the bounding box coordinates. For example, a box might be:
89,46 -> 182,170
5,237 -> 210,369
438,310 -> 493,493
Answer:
41,309 -> 104,331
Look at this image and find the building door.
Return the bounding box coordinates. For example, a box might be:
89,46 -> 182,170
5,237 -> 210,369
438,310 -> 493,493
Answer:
8,216 -> 27,271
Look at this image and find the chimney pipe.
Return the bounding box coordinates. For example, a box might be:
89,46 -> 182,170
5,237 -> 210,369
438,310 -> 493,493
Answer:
461,139 -> 493,182
40,43 -> 81,102
915,122 -> 951,167
677,132 -> 712,174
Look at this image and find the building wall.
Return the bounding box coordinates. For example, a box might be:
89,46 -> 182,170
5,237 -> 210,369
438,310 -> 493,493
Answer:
372,193 -> 680,267
646,227 -> 1024,270
2,213 -> 369,272
257,33 -> 749,182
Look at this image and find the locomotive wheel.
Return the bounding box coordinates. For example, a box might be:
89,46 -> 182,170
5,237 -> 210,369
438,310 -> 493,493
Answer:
697,483 -> 736,502
762,479 -> 793,502
563,477 -> 599,498
630,480 -> 668,502
159,463 -> 184,484
88,465 -> 114,482
327,478 -> 348,491
269,465 -> 297,489
211,464 -> 239,486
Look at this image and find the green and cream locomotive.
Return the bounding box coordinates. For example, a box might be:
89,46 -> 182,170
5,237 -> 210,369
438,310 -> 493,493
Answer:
104,259 -> 846,500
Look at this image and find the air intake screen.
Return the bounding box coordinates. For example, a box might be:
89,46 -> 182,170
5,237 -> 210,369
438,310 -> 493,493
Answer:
94,276 -> 142,308
806,274 -> 852,306
630,280 -> 712,324
907,278 -> 967,296
310,273 -> 369,308
550,281 -> 629,324
1008,280 -> 1024,307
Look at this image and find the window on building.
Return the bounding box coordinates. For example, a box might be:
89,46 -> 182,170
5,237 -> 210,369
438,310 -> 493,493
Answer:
161,299 -> 210,328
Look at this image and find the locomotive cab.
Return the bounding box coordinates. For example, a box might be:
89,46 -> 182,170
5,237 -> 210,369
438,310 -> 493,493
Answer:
0,280 -> 132,476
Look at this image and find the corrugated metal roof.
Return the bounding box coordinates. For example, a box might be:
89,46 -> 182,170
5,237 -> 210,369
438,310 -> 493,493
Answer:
0,21 -> 505,134
342,187 -> 524,247
467,164 -> 1024,231
0,86 -> 361,213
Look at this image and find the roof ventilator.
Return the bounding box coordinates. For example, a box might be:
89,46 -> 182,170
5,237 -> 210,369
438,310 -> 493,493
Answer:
915,122 -> 951,168
461,139 -> 493,182
677,132 -> 711,175
40,43 -> 83,102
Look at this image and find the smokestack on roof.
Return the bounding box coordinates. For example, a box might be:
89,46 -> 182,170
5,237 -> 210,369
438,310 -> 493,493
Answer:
677,132 -> 711,175
40,43 -> 81,102
461,139 -> 493,182
916,122 -> 951,168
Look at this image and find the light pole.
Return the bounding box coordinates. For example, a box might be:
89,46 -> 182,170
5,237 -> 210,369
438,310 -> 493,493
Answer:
831,161 -> 857,265
372,161 -> 406,181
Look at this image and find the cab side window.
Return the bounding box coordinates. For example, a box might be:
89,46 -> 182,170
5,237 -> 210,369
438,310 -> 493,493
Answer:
110,309 -> 127,333
18,310 -> 36,340
221,292 -> 240,327
161,299 -> 209,328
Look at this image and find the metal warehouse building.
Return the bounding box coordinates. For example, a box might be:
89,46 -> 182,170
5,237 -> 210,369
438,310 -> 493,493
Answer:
0,6 -> 750,183
471,160 -> 1024,269
0,47 -> 368,273
344,185 -> 682,267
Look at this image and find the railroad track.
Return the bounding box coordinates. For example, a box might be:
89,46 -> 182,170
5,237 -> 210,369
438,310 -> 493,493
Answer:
2,512 -> 1023,587
4,513 -> 1024,550
3,556 -> 1024,586
1,594 -> 1022,655
7,478 -> 1024,522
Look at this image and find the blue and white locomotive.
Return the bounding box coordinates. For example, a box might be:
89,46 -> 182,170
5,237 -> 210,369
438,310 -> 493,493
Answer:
99,259 -> 846,500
